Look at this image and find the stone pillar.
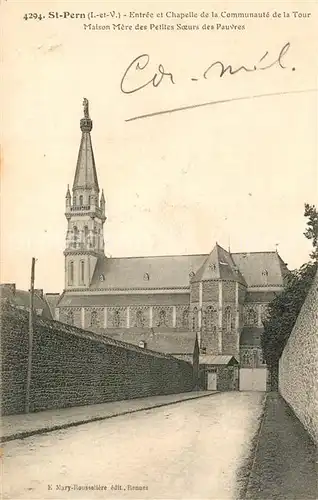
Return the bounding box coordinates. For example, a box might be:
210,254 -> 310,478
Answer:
235,282 -> 240,353
104,307 -> 107,328
218,281 -> 223,353
172,306 -> 176,327
199,282 -> 203,328
149,306 -> 153,328
235,282 -> 239,328
257,304 -> 263,327
81,307 -> 85,329
126,306 -> 130,328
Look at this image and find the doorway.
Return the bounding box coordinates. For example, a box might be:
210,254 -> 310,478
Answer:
207,371 -> 217,390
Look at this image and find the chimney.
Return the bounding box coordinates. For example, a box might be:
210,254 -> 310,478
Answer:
2,283 -> 16,295
34,289 -> 44,299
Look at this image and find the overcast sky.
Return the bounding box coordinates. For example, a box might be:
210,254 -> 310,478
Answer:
1,1 -> 317,291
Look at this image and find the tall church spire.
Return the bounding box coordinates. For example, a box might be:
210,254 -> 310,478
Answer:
64,100 -> 106,291
73,98 -> 99,193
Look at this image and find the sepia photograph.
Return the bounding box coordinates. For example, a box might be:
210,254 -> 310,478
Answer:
1,1 -> 317,499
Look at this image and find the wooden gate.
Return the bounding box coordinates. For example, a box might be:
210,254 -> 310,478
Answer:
239,368 -> 267,391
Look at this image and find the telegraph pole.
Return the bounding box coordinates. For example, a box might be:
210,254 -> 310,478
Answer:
25,257 -> 35,414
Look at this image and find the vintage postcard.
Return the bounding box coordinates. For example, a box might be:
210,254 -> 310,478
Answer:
1,1 -> 317,499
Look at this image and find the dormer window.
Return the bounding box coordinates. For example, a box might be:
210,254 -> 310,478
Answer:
189,271 -> 195,279
99,274 -> 105,282
143,272 -> 150,281
262,270 -> 269,276
139,340 -> 147,349
209,264 -> 216,271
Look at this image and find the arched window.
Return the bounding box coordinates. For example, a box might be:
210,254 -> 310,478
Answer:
79,195 -> 83,206
182,308 -> 189,328
192,307 -> 198,331
205,306 -> 217,331
246,308 -> 257,325
135,309 -> 145,328
224,306 -> 232,332
90,310 -> 98,327
73,196 -> 77,206
242,351 -> 250,366
68,261 -> 74,285
80,260 -> 85,285
66,310 -> 74,325
157,309 -> 167,327
112,309 -> 120,327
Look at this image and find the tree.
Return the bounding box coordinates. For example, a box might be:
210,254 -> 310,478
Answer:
304,203 -> 318,260
261,204 -> 318,384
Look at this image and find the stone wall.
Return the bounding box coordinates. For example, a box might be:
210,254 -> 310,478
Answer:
279,270 -> 318,444
0,303 -> 194,416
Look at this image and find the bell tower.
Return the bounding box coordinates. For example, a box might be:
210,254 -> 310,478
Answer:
64,98 -> 106,290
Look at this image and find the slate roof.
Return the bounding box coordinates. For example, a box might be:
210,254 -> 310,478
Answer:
45,293 -> 61,316
90,254 -> 207,290
231,251 -> 289,287
0,285 -> 53,319
94,328 -> 196,355
57,293 -> 190,308
73,126 -> 99,191
199,355 -> 239,365
86,246 -> 287,291
240,327 -> 263,346
193,243 -> 246,285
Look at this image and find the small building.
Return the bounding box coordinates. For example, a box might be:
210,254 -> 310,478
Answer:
0,283 -> 53,320
199,355 -> 239,391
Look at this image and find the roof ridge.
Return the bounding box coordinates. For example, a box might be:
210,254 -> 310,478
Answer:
232,251 -> 278,255
104,253 -> 208,260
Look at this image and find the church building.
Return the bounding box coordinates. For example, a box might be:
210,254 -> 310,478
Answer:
55,100 -> 289,390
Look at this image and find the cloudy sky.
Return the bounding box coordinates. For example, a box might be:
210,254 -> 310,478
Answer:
1,1 -> 317,291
